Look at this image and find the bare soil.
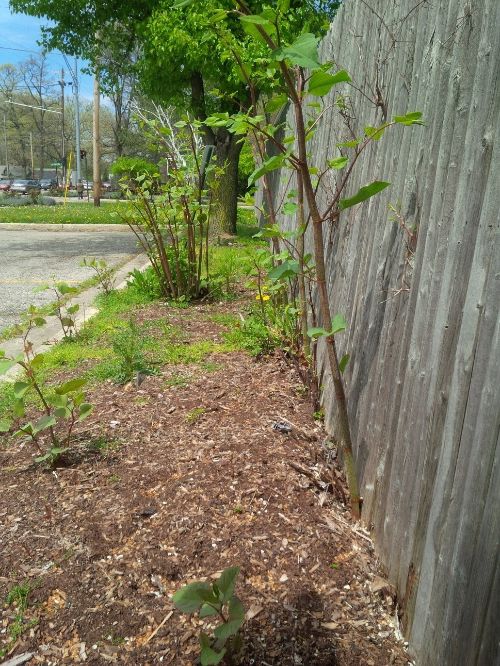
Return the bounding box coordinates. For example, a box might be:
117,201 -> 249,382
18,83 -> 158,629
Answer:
0,298 -> 410,665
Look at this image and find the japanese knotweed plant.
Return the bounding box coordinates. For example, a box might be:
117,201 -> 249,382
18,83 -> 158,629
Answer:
39,280 -> 80,338
0,308 -> 93,466
176,0 -> 424,519
172,566 -> 244,665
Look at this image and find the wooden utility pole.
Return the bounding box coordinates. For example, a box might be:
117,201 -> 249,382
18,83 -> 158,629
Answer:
93,73 -> 101,207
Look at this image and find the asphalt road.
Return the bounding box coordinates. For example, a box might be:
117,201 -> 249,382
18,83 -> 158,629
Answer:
0,229 -> 141,334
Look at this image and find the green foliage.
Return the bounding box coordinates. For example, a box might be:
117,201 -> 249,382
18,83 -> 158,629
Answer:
110,156 -> 158,182
39,281 -> 80,338
0,310 -> 93,466
81,257 -> 116,295
173,567 -> 244,666
0,201 -> 130,225
127,267 -> 164,300
110,320 -> 153,384
0,582 -> 37,658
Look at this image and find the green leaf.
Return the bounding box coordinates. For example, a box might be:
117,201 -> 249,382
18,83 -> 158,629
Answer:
283,201 -> 298,215
0,419 -> 11,433
14,422 -> 33,437
339,354 -> 350,373
172,582 -> 213,613
217,567 -> 240,603
34,316 -> 46,327
307,327 -> 330,339
214,596 -> 245,641
265,94 -> 288,113
273,33 -> 321,70
248,154 -> 284,186
364,125 -> 385,140
54,407 -> 71,419
56,283 -> 78,295
393,111 -> 424,126
60,317 -> 75,328
55,378 -> 87,395
327,156 -> 348,170
13,381 -> 31,399
337,138 -> 361,148
0,358 -> 16,375
34,453 -> 51,463
32,415 -> 56,435
331,313 -> 347,335
78,403 -> 93,421
339,181 -> 390,210
308,69 -> 350,96
200,645 -> 226,666
268,259 -> 300,282
66,304 -> 80,315
13,399 -> 25,418
30,353 -> 45,369
199,603 -> 220,618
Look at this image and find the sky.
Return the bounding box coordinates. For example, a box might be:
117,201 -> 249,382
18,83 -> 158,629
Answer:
0,0 -> 94,99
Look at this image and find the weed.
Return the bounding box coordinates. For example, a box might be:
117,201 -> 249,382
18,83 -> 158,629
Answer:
108,474 -> 121,484
233,505 -> 245,514
0,582 -> 37,658
173,567 -> 244,666
81,257 -> 116,295
198,361 -> 223,373
110,320 -> 154,384
313,408 -> 325,422
186,407 -> 206,424
165,374 -> 190,388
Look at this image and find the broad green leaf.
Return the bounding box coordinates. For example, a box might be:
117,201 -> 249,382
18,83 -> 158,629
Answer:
239,14 -> 274,28
337,138 -> 361,148
14,422 -> 33,437
0,419 -> 11,433
393,111 -> 424,126
307,327 -> 330,339
13,381 -> 31,399
364,125 -> 385,140
339,354 -> 350,373
265,94 -> 288,113
200,645 -> 226,666
54,407 -> 71,419
172,582 -> 213,613
32,415 -> 56,435
328,156 -> 348,170
273,33 -> 321,70
30,353 -> 45,369
339,181 -> 390,210
13,399 -> 25,418
268,259 -> 300,282
78,403 -> 93,421
308,69 -> 350,96
0,359 -> 16,375
199,603 -> 220,618
217,566 -> 240,602
55,378 -> 87,395
34,316 -> 46,327
67,304 -> 80,315
331,313 -> 347,334
283,202 -> 298,215
248,154 -> 284,186
34,453 -> 51,463
56,283 -> 78,295
60,317 -> 75,328
214,596 -> 245,641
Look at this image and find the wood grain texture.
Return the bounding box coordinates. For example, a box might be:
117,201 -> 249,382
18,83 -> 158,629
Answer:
268,1 -> 500,663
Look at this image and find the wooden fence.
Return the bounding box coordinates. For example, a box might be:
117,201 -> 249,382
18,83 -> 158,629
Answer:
268,1 -> 500,663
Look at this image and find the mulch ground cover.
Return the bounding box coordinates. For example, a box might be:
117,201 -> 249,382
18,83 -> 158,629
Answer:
1,297 -> 411,666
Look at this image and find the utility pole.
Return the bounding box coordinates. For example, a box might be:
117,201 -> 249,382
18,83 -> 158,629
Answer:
29,132 -> 34,177
93,73 -> 101,207
74,58 -> 81,184
3,113 -> 8,177
59,68 -> 65,184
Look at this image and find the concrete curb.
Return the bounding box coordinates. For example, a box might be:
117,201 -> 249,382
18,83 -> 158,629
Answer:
1,253 -> 150,381
0,223 -> 131,232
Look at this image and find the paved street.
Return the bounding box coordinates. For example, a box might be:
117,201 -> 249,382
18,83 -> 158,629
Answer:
0,228 -> 141,333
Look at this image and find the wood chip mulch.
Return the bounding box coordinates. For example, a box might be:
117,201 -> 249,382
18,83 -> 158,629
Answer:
0,298 -> 411,666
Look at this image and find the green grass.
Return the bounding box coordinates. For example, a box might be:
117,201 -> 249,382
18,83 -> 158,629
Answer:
0,582 -> 37,658
0,201 -> 131,225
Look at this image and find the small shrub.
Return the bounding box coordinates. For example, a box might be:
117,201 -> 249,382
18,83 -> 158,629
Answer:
111,320 -> 152,383
172,567 -> 244,666
128,267 -> 163,300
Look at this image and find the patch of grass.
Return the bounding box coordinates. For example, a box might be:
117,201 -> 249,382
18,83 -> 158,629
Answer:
207,313 -> 240,327
158,339 -> 229,365
0,582 -> 37,658
186,407 -> 206,424
164,373 -> 190,388
198,361 -> 223,373
0,201 -> 131,225
86,436 -> 120,454
223,314 -> 278,357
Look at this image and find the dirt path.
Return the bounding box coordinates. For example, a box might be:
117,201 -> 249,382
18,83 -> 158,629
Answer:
0,299 -> 410,665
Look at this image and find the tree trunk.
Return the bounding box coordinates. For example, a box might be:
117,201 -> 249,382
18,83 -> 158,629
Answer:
210,130 -> 242,235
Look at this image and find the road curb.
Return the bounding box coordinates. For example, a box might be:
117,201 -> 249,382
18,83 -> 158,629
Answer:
0,223 -> 131,232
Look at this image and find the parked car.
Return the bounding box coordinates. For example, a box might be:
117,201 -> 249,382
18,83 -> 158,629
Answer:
39,178 -> 58,190
0,178 -> 13,192
10,179 -> 41,195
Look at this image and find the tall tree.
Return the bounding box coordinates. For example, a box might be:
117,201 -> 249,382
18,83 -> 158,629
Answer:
9,0 -> 338,230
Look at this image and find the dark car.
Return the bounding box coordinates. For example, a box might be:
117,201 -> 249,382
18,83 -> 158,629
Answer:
10,179 -> 41,195
39,178 -> 58,190
0,178 -> 13,192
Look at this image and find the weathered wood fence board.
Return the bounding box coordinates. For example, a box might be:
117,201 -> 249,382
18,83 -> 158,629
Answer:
268,1 -> 500,663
